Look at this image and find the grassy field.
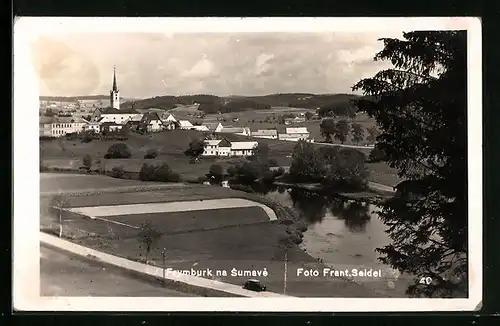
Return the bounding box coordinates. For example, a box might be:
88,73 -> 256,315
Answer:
40,173 -> 165,193
206,111 -> 377,144
40,130 -> 245,179
40,184 -> 382,297
40,123 -> 402,186
42,215 -> 381,297
365,162 -> 402,187
104,206 -> 271,234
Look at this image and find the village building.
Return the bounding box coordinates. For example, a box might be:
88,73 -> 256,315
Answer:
202,139 -> 231,156
138,112 -> 165,133
278,127 -> 310,141
123,114 -> 143,131
202,139 -> 258,157
252,129 -> 278,139
39,116 -> 87,137
160,113 -> 177,123
162,121 -> 177,131
230,141 -> 259,156
178,120 -> 194,130
191,125 -> 210,131
100,121 -> 124,133
90,67 -> 141,124
284,116 -> 306,125
218,127 -> 251,137
201,122 -> 224,133
83,121 -> 102,133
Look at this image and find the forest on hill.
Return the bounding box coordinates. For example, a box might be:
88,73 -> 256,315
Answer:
120,93 -> 372,115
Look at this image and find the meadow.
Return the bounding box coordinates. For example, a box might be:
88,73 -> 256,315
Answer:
39,179 -> 382,297
206,110 -> 378,144
40,120 -> 402,186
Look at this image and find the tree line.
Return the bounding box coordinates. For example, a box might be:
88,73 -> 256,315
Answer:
319,118 -> 380,144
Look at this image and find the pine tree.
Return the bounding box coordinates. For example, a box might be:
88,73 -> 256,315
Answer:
352,31 -> 468,297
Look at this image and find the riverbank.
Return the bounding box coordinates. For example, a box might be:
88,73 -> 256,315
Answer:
273,181 -> 395,203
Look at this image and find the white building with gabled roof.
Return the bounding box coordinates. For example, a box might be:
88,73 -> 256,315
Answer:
178,120 -> 194,130
230,141 -> 258,156
202,139 -> 258,156
278,127 -> 310,141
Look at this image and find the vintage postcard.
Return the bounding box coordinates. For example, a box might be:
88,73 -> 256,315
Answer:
13,17 -> 482,312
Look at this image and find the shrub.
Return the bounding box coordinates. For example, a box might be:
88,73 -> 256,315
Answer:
82,154 -> 92,169
368,147 -> 386,163
139,163 -> 181,182
106,143 -> 131,159
144,149 -> 158,159
273,166 -> 285,177
39,136 -> 56,141
268,158 -> 278,167
110,166 -> 125,178
207,164 -> 224,184
261,170 -> 275,183
229,183 -> 255,193
104,143 -> 132,158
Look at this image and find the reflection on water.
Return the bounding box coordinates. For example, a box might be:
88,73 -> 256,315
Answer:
262,186 -> 410,297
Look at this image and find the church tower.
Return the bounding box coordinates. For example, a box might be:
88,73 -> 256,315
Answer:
110,66 -> 120,109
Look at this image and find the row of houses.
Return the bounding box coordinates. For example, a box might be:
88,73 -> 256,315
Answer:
252,127 -> 311,141
40,108 -> 311,143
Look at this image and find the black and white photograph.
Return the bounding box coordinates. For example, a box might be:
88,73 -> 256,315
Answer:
13,17 -> 482,311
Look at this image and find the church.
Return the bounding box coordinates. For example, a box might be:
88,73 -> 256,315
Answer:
90,67 -> 141,124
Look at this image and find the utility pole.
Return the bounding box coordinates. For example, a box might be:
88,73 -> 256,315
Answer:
284,250 -> 288,294
161,247 -> 166,281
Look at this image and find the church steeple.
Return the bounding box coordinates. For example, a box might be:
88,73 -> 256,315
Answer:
112,66 -> 118,91
110,66 -> 120,109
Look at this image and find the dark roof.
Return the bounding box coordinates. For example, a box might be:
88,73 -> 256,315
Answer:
101,122 -> 122,127
140,112 -> 162,124
218,138 -> 231,147
98,107 -> 139,114
125,120 -> 141,125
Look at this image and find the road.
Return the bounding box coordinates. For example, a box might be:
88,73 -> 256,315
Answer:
314,142 -> 374,149
40,246 -> 196,297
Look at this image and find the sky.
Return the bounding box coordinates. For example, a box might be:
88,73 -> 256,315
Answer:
30,32 -> 403,98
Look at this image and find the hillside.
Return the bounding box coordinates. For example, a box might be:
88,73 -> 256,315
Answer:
120,93 -> 371,114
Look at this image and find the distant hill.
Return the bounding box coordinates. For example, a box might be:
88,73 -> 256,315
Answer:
40,95 -> 136,102
121,93 -> 372,115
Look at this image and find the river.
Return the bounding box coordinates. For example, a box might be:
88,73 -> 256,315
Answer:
259,185 -> 413,297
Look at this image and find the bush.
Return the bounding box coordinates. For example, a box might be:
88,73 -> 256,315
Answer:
229,183 -> 255,193
262,170 -> 275,183
106,143 -> 131,159
273,167 -> 285,177
82,154 -> 92,169
368,147 -> 386,163
268,158 -> 278,167
144,149 -> 158,159
207,164 -> 224,184
139,163 -> 181,182
39,136 -> 56,141
110,166 -> 125,178
186,176 -> 207,184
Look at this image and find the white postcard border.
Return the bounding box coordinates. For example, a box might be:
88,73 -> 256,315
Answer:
13,17 -> 482,312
